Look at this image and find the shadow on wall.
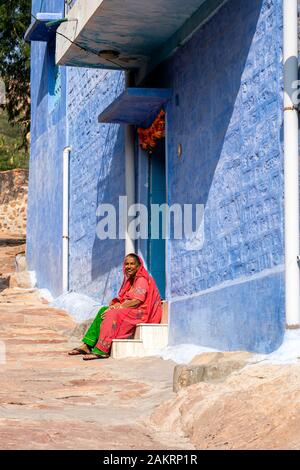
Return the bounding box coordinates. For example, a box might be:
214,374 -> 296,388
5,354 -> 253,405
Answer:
145,0 -> 264,208
37,46 -> 48,108
144,0 -> 270,297
91,125 -> 125,283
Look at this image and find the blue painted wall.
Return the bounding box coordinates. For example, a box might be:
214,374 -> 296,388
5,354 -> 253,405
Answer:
27,0 -> 285,352
27,0 -> 66,297
142,0 -> 285,352
27,0 -> 126,302
67,68 -> 126,303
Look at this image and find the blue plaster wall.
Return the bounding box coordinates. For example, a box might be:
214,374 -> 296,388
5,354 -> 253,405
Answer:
27,0 -> 285,352
143,0 -> 285,353
27,0 -> 126,302
26,0 -> 66,297
67,68 -> 126,303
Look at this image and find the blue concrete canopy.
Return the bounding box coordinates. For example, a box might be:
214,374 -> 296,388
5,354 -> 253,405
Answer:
56,0 -> 227,76
98,88 -> 172,125
25,13 -> 64,43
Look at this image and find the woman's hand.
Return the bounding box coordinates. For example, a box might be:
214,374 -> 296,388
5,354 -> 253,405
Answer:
100,303 -> 121,321
109,302 -> 122,310
107,299 -> 142,311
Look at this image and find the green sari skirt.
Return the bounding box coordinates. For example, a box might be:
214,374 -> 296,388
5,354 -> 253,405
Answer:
82,306 -> 109,356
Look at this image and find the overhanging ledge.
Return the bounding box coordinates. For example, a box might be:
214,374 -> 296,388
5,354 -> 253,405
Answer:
56,0 -> 227,72
98,88 -> 172,126
25,13 -> 64,43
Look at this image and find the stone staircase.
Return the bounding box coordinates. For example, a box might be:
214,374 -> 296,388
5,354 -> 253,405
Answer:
111,300 -> 169,359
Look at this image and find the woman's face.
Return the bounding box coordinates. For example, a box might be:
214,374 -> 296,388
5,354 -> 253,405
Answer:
124,256 -> 140,278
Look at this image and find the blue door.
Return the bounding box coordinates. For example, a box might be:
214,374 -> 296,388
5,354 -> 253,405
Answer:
147,139 -> 166,299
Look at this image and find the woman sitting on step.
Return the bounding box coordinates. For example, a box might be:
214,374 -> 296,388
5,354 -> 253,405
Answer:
68,253 -> 162,360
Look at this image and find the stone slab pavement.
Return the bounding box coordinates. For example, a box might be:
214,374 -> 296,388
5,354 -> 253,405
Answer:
0,237 -> 193,450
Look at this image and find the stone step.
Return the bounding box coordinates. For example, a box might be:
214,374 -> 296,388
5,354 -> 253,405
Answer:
134,323 -> 169,350
111,323 -> 169,359
111,339 -> 146,359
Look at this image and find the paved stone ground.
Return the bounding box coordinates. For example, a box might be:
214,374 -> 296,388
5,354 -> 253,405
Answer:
4,236 -> 299,450
0,236 -> 193,450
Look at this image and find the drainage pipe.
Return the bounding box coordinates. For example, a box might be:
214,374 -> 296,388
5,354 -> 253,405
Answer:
125,71 -> 136,255
62,146 -> 71,293
283,0 -> 300,327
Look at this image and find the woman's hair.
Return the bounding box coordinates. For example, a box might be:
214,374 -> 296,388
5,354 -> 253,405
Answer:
125,253 -> 141,265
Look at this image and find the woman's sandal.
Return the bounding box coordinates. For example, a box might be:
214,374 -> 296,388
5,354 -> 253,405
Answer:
68,347 -> 90,356
82,353 -> 109,360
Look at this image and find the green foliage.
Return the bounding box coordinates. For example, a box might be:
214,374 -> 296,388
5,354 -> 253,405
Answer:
0,0 -> 31,149
0,108 -> 28,171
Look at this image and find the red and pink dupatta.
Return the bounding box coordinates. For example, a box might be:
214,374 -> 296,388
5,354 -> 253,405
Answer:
115,255 -> 162,324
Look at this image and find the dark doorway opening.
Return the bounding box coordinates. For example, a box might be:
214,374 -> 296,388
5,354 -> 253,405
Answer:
147,138 -> 166,299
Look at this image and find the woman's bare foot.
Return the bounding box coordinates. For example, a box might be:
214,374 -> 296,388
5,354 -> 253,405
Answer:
68,344 -> 91,355
82,353 -> 109,360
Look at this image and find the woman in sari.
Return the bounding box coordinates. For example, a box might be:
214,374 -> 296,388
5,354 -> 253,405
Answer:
68,253 -> 162,360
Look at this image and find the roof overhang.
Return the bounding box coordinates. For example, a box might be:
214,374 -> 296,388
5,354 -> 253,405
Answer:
25,13 -> 64,43
98,88 -> 172,125
56,0 -> 227,78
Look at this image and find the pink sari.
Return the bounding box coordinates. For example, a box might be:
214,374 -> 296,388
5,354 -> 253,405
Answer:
95,256 -> 162,354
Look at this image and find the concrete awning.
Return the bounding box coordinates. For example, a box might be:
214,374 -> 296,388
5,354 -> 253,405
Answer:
98,88 -> 172,125
25,13 -> 64,43
56,0 -> 226,77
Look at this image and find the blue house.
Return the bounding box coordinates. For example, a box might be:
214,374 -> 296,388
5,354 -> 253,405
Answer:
26,0 -> 300,354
